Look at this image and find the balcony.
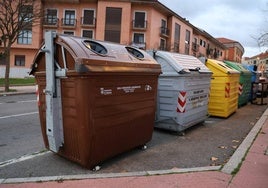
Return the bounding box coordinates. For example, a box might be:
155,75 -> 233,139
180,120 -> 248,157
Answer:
132,20 -> 147,30
61,18 -> 77,28
43,17 -> 59,28
160,26 -> 169,37
173,42 -> 180,53
192,42 -> 199,52
80,17 -> 96,28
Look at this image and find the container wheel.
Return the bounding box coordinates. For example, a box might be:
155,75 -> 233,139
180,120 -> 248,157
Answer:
92,165 -> 101,171
141,145 -> 147,150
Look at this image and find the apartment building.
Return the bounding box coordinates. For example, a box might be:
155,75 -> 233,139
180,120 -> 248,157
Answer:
193,27 -> 226,60
0,0 -> 226,78
244,51 -> 268,72
217,37 -> 244,63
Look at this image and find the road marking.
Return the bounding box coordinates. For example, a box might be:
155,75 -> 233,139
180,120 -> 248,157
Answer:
0,112 -> 38,119
0,100 -> 36,105
17,100 -> 37,103
0,150 -> 50,168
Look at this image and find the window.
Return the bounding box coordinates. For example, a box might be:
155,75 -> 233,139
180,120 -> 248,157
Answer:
133,11 -> 146,28
63,10 -> 75,26
17,30 -> 32,44
0,53 -> 6,65
160,38 -> 166,50
132,33 -> 145,49
174,23 -> 181,52
45,9 -> 58,25
82,30 -> 93,38
174,23 -> 181,43
63,31 -> 74,35
19,5 -> 33,25
193,38 -> 199,52
185,30 -> 190,54
161,19 -> 167,28
199,39 -> 203,46
133,33 -> 144,43
160,19 -> 168,35
83,9 -> 95,25
15,55 -> 25,66
105,7 -> 122,43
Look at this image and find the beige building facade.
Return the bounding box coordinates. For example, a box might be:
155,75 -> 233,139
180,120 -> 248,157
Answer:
0,0 -> 227,77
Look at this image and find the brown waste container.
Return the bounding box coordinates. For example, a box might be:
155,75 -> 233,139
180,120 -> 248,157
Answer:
30,32 -> 161,169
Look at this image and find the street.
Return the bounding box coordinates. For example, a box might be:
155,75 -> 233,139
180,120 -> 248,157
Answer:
0,94 -> 267,179
0,94 -> 43,163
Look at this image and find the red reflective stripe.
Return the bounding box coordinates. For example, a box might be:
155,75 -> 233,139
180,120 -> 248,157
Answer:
177,91 -> 186,113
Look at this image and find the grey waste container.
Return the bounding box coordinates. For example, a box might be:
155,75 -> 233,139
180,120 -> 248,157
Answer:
148,51 -> 212,132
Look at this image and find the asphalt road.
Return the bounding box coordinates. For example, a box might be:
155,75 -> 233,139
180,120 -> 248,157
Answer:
0,94 -> 267,179
0,94 -> 43,162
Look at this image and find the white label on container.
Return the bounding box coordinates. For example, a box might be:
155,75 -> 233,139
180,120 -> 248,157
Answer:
117,85 -> 141,93
145,85 -> 152,91
189,94 -> 208,108
100,88 -> 112,95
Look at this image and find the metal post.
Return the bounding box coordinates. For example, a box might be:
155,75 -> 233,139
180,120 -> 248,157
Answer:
43,31 -> 64,152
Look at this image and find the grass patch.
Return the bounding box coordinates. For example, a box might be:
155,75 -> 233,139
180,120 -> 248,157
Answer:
231,151 -> 249,176
0,77 -> 35,86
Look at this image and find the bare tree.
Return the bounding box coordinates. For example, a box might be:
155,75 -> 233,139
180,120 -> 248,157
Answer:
0,0 -> 42,92
257,33 -> 268,48
257,3 -> 268,50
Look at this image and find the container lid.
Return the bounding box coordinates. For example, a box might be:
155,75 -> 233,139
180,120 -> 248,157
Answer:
206,59 -> 240,74
147,50 -> 211,74
30,34 -> 161,75
242,64 -> 262,74
224,61 -> 251,75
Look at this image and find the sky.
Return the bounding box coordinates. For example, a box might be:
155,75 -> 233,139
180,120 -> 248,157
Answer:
159,0 -> 268,57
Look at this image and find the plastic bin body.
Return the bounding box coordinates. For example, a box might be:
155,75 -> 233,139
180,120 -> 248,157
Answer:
242,64 -> 261,100
31,34 -> 161,168
224,61 -> 251,107
205,59 -> 240,118
148,51 -> 212,132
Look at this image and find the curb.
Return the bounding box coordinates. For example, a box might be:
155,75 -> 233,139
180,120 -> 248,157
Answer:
0,86 -> 35,96
221,108 -> 268,174
0,166 -> 221,184
0,91 -> 35,96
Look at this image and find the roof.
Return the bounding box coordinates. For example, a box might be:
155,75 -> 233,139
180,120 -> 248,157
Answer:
216,37 -> 244,54
248,50 -> 268,59
217,37 -> 239,44
193,28 -> 226,49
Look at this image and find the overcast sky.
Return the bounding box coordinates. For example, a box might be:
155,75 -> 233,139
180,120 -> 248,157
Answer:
159,0 -> 268,57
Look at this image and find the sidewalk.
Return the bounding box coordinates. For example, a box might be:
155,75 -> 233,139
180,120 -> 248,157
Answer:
0,87 -> 268,188
0,85 -> 36,96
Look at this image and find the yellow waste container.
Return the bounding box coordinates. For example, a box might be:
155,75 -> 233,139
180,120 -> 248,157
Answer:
205,59 -> 240,118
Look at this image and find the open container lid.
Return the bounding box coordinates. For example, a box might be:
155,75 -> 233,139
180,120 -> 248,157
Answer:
30,34 -> 161,75
206,59 -> 240,74
224,60 -> 251,75
147,50 -> 212,75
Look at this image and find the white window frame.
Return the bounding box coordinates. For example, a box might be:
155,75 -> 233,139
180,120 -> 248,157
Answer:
82,8 -> 96,24
133,32 -> 145,43
160,38 -> 166,50
45,8 -> 58,24
133,11 -> 147,28
63,30 -> 75,35
63,9 -> 76,26
81,29 -> 94,39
